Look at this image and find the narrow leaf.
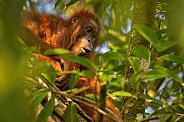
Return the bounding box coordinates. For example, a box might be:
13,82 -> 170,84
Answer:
61,55 -> 95,69
131,45 -> 150,60
141,95 -> 163,106
36,97 -> 55,122
152,109 -> 166,115
156,29 -> 171,35
28,89 -> 50,112
159,54 -> 184,64
55,0 -> 63,7
155,41 -> 177,52
129,72 -> 140,87
68,73 -> 79,89
102,51 -> 125,61
144,67 -> 183,82
70,86 -> 89,96
64,103 -> 78,122
66,0 -> 79,8
135,24 -> 158,45
42,72 -> 57,85
150,100 -> 164,107
128,57 -> 140,72
28,89 -> 50,98
44,48 -> 71,55
79,70 -> 95,78
39,62 -> 57,85
112,91 -> 136,98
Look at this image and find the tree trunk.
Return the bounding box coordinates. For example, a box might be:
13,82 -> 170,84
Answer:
123,0 -> 156,121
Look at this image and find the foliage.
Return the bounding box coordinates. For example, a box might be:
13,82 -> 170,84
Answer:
1,0 -> 184,121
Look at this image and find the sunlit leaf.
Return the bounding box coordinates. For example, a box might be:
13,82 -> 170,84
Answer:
112,91 -> 137,98
135,24 -> 158,45
70,86 -> 89,96
44,48 -> 71,55
131,45 -> 150,60
64,103 -> 78,122
36,97 -> 55,122
158,54 -> 184,64
85,94 -> 96,100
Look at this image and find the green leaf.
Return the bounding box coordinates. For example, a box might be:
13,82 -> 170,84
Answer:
68,73 -> 79,89
128,57 -> 140,72
112,91 -> 137,98
102,51 -> 125,61
144,67 -> 183,82
64,103 -> 78,122
150,100 -> 164,107
70,86 -> 89,96
155,41 -> 177,52
44,48 -> 71,55
61,55 -> 96,69
172,104 -> 184,113
156,29 -> 171,35
28,89 -> 50,112
28,89 -> 50,98
85,94 -> 96,101
42,72 -> 57,85
40,63 -> 57,85
152,109 -> 166,115
159,54 -> 184,64
129,71 -> 140,87
141,95 -> 163,106
143,69 -> 167,80
135,24 -> 158,45
36,97 -> 55,122
131,45 -> 150,60
65,0 -> 79,8
79,70 -> 94,78
55,0 -> 63,7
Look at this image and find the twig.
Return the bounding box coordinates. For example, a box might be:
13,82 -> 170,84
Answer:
72,102 -> 94,122
139,115 -> 161,122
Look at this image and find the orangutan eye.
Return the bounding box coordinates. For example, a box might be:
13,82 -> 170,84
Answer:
86,26 -> 93,33
72,17 -> 78,24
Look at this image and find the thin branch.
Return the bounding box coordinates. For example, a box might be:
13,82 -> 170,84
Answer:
139,115 -> 161,122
